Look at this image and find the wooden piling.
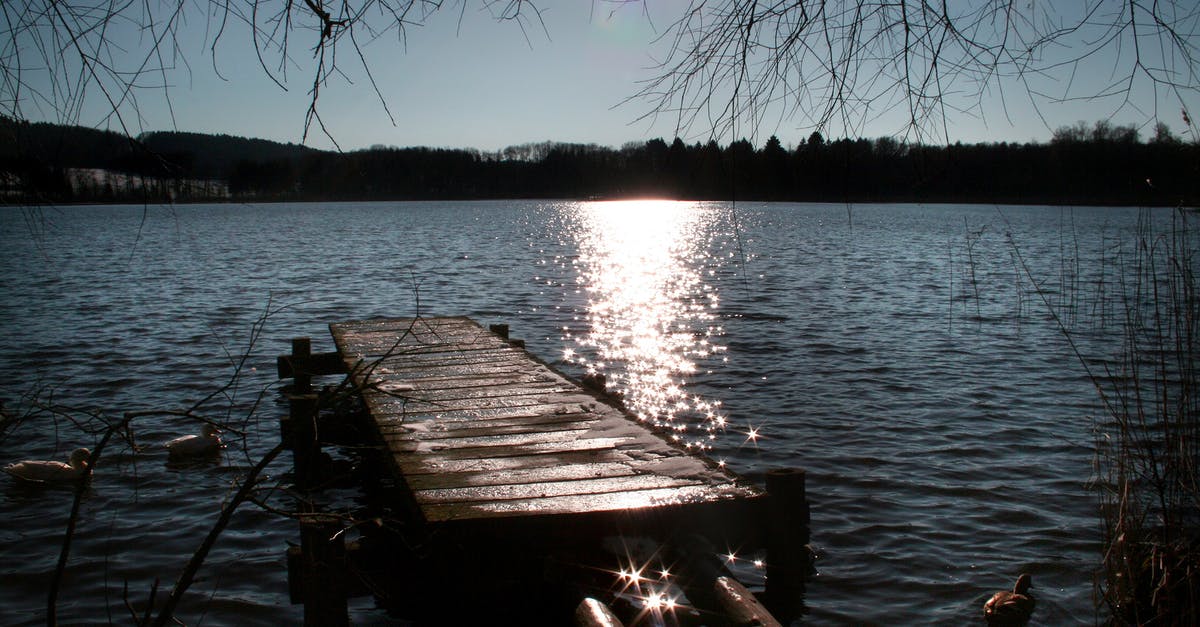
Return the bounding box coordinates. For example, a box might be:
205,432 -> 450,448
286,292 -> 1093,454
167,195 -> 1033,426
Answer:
490,322 -> 525,347
291,337 -> 312,394
287,393 -> 321,488
764,467 -> 810,620
574,597 -> 625,627
582,372 -> 607,392
714,576 -> 783,627
299,514 -> 348,627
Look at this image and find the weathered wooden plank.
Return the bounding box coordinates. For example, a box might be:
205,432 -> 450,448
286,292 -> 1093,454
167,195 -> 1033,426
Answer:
331,320 -> 512,361
342,324 -> 491,341
364,393 -> 601,416
382,418 -> 600,440
385,427 -> 598,453
357,356 -> 540,374
330,316 -> 765,526
421,483 -> 760,522
397,442 -> 725,483
339,317 -> 481,334
368,392 -> 599,414
355,371 -> 558,391
395,448 -> 630,476
347,338 -> 510,355
403,461 -> 639,491
373,406 -> 597,426
359,350 -> 529,366
335,322 -> 504,343
394,436 -> 638,463
371,380 -> 577,404
414,474 -> 704,505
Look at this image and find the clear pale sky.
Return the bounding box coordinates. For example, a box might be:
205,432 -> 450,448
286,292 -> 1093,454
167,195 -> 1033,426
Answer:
29,1 -> 1199,152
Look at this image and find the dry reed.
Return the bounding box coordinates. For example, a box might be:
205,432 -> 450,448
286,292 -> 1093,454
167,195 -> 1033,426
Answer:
1093,208 -> 1199,623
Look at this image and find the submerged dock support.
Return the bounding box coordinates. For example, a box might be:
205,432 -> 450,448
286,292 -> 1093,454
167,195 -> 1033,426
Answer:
280,338 -> 322,488
287,393 -> 320,488
765,467 -> 811,620
574,598 -> 625,627
297,514 -> 349,627
714,575 -> 783,627
278,333 -> 321,485
278,337 -> 357,626
277,336 -> 347,489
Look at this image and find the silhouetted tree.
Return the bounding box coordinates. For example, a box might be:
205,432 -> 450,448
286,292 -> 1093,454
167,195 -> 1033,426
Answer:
4,118 -> 1197,205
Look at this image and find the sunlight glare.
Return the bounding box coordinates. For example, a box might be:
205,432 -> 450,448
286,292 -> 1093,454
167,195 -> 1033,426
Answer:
560,200 -> 737,451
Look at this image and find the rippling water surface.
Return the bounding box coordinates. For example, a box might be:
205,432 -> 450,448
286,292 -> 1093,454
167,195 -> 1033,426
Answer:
0,201 -> 1180,624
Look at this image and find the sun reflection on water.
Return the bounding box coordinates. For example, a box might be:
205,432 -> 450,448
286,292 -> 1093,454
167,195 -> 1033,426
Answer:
561,200 -> 732,451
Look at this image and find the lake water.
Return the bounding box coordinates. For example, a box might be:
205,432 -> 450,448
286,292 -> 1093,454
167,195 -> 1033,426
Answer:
0,200 -> 1187,624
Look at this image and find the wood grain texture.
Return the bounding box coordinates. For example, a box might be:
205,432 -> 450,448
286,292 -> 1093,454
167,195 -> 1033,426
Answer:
330,317 -> 762,524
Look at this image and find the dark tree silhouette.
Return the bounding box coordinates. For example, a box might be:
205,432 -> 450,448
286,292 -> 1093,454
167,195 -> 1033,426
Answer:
5,118 -> 1197,205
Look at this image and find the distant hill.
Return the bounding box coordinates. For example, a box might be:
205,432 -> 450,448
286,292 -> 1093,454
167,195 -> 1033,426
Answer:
138,131 -> 322,178
0,117 -> 323,178
0,117 -> 137,170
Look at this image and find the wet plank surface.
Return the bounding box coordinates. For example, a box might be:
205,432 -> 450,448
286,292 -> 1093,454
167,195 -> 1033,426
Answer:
330,316 -> 762,523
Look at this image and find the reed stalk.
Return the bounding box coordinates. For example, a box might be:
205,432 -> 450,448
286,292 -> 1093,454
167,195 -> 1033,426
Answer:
1092,209 -> 1199,623
1004,206 -> 1198,622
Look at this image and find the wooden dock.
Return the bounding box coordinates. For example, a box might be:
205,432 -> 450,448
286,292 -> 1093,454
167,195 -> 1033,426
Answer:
279,316 -> 808,625
329,316 -> 762,527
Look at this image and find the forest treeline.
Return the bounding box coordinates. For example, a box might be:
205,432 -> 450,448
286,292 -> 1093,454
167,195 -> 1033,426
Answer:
1,116 -> 1197,206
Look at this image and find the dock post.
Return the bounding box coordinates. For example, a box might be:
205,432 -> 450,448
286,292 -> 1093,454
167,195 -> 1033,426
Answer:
573,598 -> 624,627
714,576 -> 783,627
490,322 -> 525,347
291,337 -> 313,394
288,393 -> 321,488
280,337 -> 324,488
299,514 -> 348,627
765,467 -> 810,620
582,372 -> 606,393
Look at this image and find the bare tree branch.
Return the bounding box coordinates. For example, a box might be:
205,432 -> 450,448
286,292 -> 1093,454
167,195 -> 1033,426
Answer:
1,0 -> 543,143
629,0 -> 1200,142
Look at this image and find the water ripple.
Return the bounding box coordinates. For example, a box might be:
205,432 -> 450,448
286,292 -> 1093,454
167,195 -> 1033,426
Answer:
0,201 -> 1172,624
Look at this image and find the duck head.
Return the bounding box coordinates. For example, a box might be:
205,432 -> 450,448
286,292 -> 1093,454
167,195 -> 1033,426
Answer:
69,448 -> 92,470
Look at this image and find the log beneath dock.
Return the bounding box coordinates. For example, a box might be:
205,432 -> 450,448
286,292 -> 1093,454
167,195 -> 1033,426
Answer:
329,316 -> 764,527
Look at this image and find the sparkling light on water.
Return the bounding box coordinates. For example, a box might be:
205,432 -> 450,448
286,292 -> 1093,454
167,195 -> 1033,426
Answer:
560,200 -> 737,450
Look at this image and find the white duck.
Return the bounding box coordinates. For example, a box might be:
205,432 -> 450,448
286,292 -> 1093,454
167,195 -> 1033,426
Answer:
3,448 -> 92,483
165,423 -> 223,457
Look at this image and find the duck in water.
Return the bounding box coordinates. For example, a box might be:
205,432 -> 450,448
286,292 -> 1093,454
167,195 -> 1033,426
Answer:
165,423 -> 223,457
984,573 -> 1035,626
3,448 -> 92,483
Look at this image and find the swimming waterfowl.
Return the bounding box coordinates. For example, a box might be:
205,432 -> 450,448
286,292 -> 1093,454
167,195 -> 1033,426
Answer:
984,573 -> 1035,626
3,448 -> 91,483
165,423 -> 223,456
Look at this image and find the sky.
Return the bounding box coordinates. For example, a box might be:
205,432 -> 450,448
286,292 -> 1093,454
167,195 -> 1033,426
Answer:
14,1 -> 1199,152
